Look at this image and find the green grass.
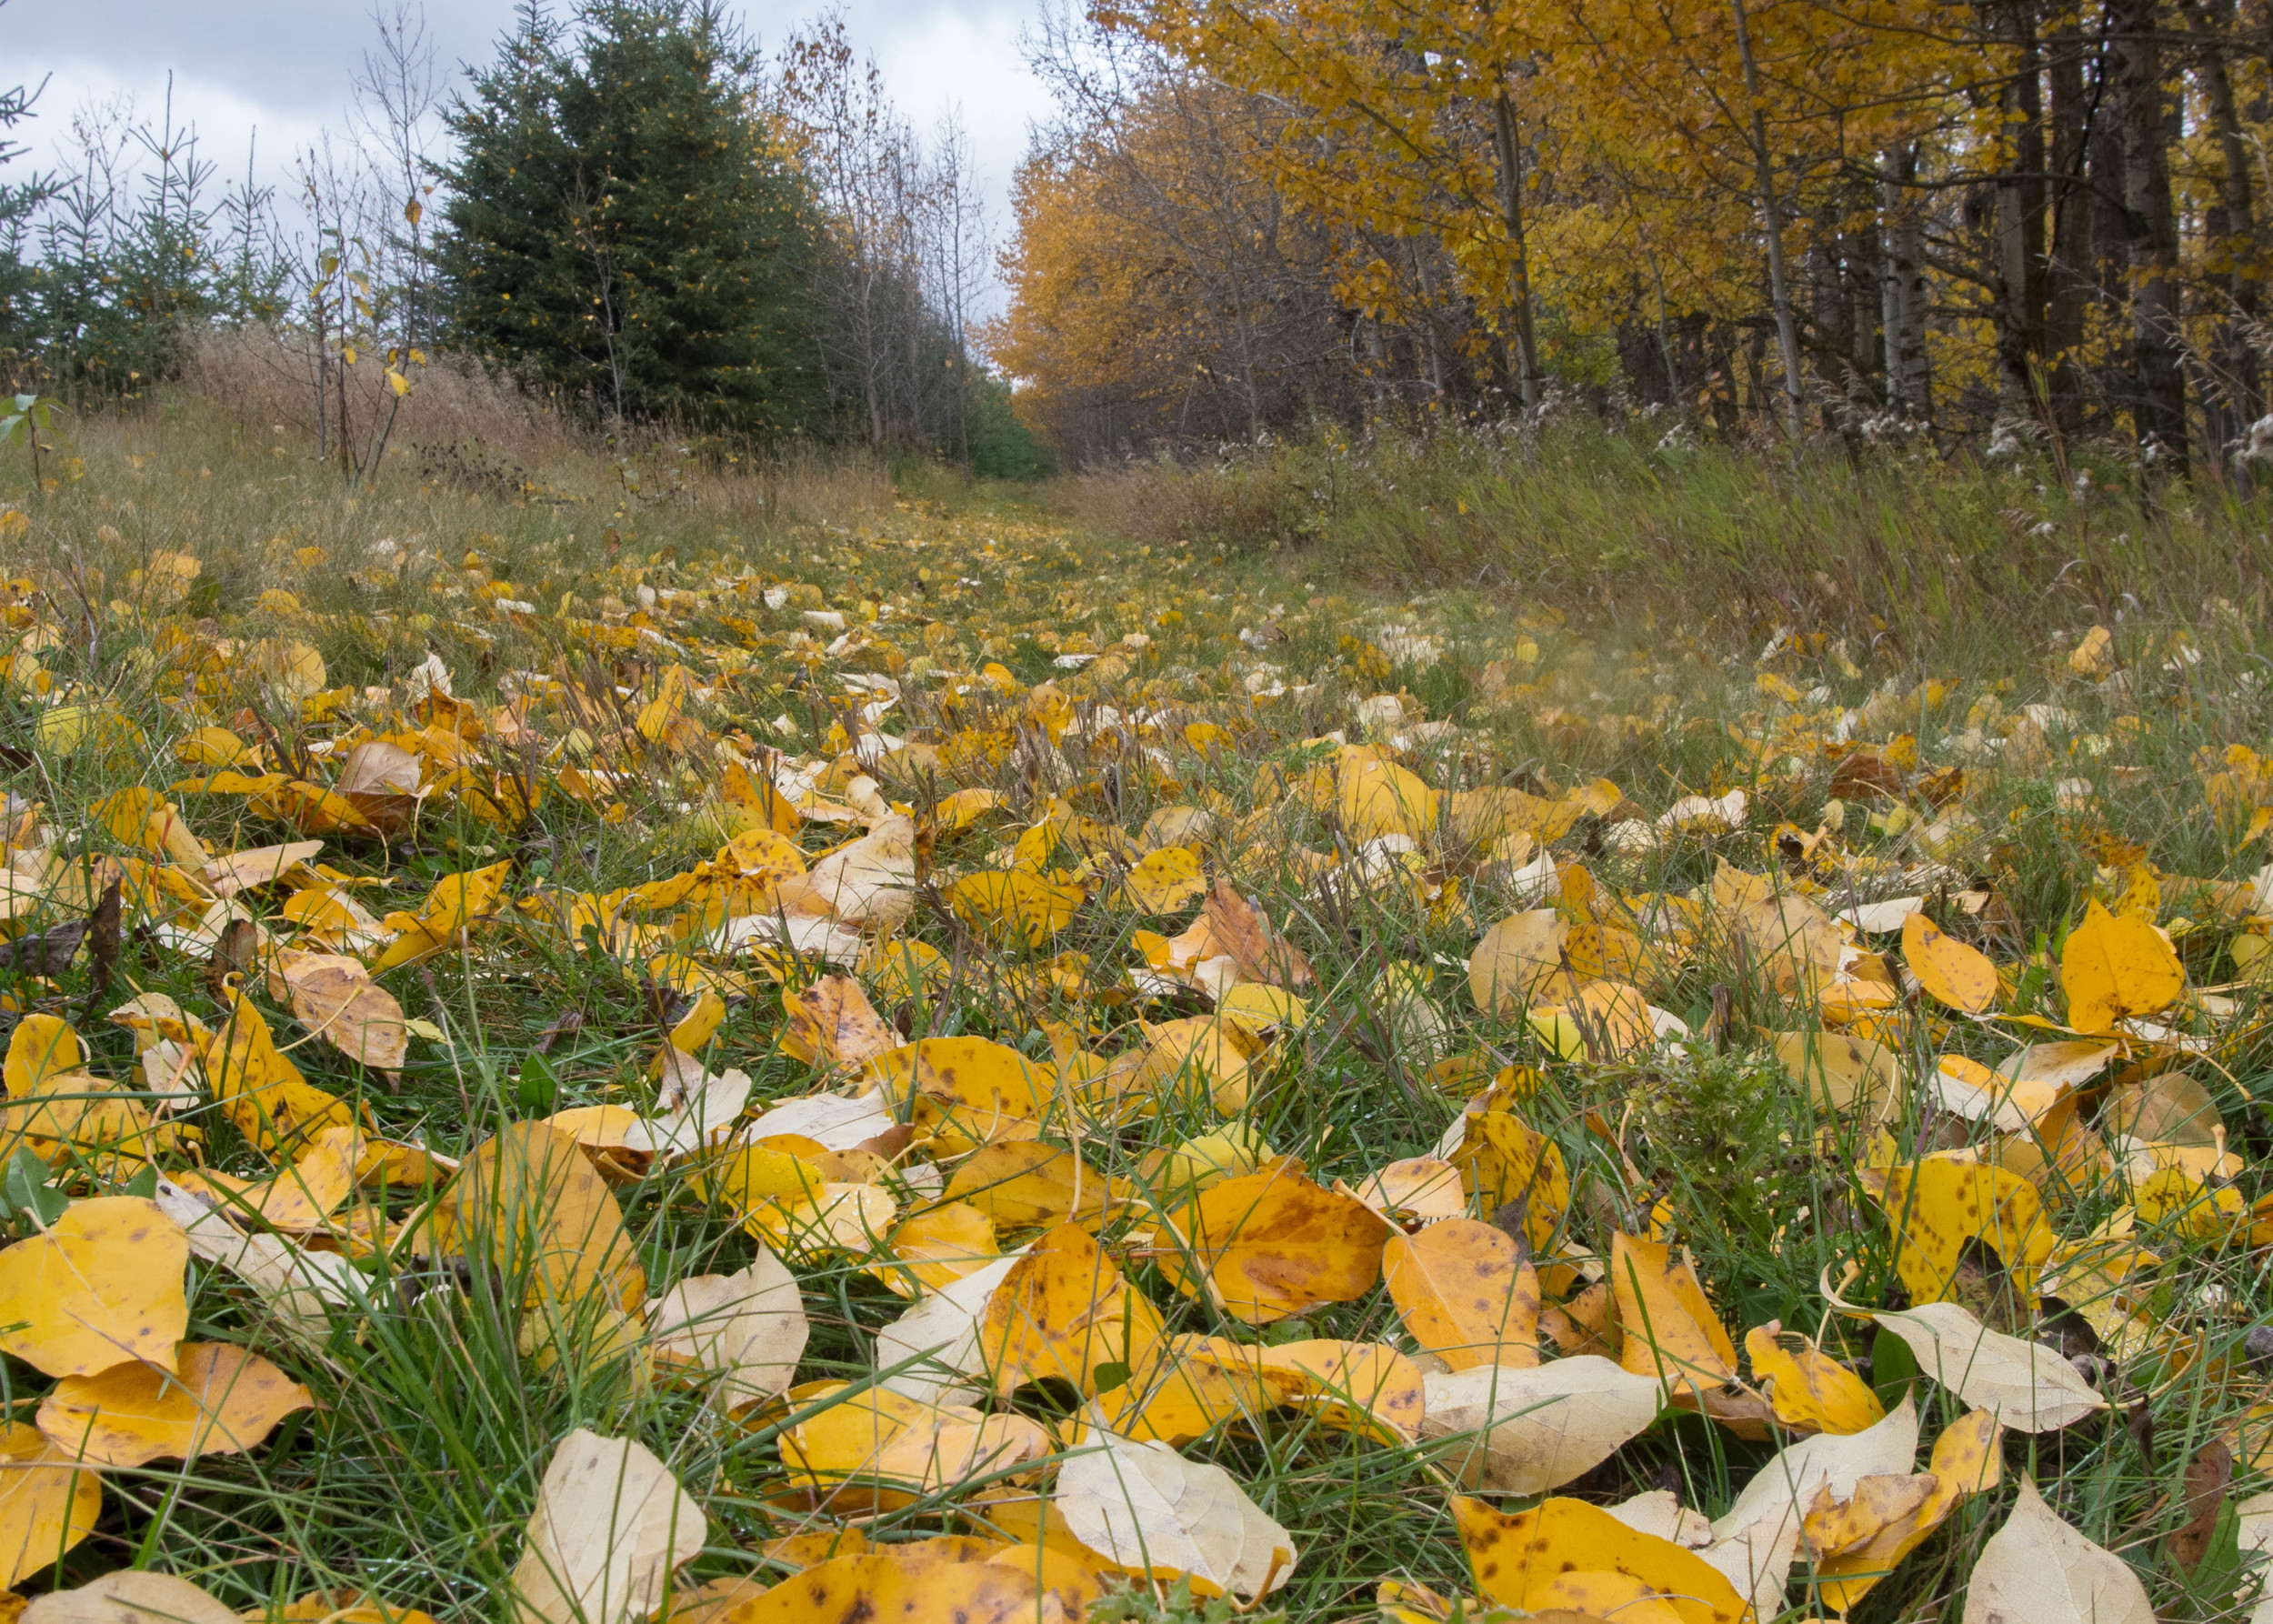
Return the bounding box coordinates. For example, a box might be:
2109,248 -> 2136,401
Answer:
0,394 -> 2269,1622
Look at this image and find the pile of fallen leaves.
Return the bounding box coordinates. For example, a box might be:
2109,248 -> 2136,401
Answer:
0,488 -> 2271,1624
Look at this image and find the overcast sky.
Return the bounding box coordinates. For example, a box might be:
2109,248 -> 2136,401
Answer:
2,0 -> 1047,307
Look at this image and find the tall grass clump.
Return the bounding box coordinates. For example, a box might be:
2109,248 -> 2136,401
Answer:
1053,419 -> 2273,655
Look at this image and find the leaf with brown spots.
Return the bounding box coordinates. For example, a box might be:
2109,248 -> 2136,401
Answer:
1383,1218 -> 1541,1371
1158,1165 -> 1391,1325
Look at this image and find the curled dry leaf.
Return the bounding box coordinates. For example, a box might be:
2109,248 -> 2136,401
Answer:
511,1429 -> 706,1624
1710,1393 -> 1918,1543
1960,1477 -> 2154,1624
1053,1430 -> 1296,1600
1743,1323 -> 1885,1435
1420,1356 -> 1668,1494
154,1179 -> 359,1338
1869,1299 -> 2108,1431
776,814 -> 918,931
1816,1409 -> 2004,1612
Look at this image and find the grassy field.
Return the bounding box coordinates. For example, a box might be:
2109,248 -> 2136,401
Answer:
0,402 -> 2270,1624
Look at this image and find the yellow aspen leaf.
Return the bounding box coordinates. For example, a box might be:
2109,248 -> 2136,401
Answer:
1128,1016 -> 1264,1113
941,1141 -> 1123,1233
1337,748 -> 1437,841
1249,1338 -> 1425,1444
948,870 -> 1086,947
269,1591 -> 440,1624
782,1384 -> 1049,1492
1609,1233 -> 1739,1399
177,1123 -> 363,1231
1092,1337 -> 1269,1445
746,1182 -> 897,1263
871,1037 -> 1053,1155
35,1342 -> 311,1467
1159,1165 -> 1391,1324
781,974 -> 901,1070
1857,1153 -> 2055,1306
372,859 -> 513,972
1383,1218 -> 1541,1371
4,1016 -> 82,1097
1772,1028 -> 1898,1119
2061,897 -> 2185,1031
1467,909 -> 1569,1015
1901,912 -> 1999,1014
1136,1126 -> 1273,1203
418,1122 -> 646,1324
1450,1496 -> 1747,1624
1119,847 -> 1207,914
0,1197 -> 188,1377
195,989 -> 360,1155
874,1201 -> 999,1297
0,1422 -> 98,1590
662,988 -> 726,1056
933,787 -> 1002,833
1448,1108 -> 1569,1253
720,1550 -> 1063,1624
1743,1323 -> 1884,1434
977,1222 -> 1163,1396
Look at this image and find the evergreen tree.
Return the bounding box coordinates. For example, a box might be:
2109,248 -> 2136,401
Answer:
0,2 -> 56,391
437,0 -> 827,436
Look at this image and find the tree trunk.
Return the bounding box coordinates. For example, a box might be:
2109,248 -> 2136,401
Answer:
1986,0 -> 2048,417
2042,16 -> 2093,435
1492,86 -> 1544,413
2109,0 -> 2188,466
1880,144 -> 1932,421
2184,0 -> 2259,453
1730,0 -> 1807,440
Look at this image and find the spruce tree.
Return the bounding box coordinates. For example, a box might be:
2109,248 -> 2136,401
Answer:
437,0 -> 826,436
